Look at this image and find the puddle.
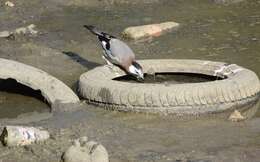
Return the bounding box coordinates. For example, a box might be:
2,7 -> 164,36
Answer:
114,72 -> 224,84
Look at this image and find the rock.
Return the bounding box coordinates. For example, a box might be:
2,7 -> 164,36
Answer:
0,126 -> 50,146
228,110 -> 245,122
122,21 -> 179,40
62,137 -> 109,162
4,1 -> 15,7
0,31 -> 11,38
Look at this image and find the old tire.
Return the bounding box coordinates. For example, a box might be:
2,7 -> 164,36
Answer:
79,59 -> 260,116
0,58 -> 80,107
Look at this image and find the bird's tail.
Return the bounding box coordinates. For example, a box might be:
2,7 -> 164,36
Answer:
83,25 -> 103,36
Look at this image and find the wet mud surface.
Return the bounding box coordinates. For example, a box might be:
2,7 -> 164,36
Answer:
0,0 -> 260,161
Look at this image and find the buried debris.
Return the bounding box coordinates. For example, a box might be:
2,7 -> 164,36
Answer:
122,21 -> 179,40
62,136 -> 109,162
0,126 -> 50,146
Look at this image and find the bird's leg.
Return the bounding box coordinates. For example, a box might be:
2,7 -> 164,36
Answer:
102,56 -> 114,69
102,56 -> 121,76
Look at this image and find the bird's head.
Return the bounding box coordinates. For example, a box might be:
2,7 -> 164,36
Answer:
128,61 -> 144,81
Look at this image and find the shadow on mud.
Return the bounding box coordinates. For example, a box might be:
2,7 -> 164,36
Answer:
62,51 -> 101,69
0,79 -> 46,102
0,79 -> 50,119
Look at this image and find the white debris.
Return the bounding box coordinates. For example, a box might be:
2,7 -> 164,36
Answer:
27,24 -> 38,35
0,24 -> 38,39
213,64 -> 243,76
1,126 -> 50,146
4,1 -> 15,7
0,31 -> 11,38
15,27 -> 27,35
228,110 -> 245,122
15,24 -> 38,35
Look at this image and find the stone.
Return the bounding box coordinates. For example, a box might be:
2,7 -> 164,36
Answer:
122,21 -> 179,40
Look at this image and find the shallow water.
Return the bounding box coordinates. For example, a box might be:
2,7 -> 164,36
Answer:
0,79 -> 49,118
114,73 -> 222,84
0,0 -> 260,161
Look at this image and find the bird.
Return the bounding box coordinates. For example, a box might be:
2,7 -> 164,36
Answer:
84,25 -> 144,80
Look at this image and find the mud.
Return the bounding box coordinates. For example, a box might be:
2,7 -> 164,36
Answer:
0,0 -> 260,161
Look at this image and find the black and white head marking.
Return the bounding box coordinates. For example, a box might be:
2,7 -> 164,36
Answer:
129,61 -> 144,80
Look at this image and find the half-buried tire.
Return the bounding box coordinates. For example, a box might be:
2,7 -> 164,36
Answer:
79,59 -> 260,117
0,58 -> 80,108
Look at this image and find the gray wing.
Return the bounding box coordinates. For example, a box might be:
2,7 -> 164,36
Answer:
109,39 -> 135,66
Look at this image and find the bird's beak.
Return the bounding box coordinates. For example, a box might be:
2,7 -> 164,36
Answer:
137,74 -> 144,81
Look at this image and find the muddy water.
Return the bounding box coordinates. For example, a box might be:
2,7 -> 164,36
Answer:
114,73 -> 223,84
0,0 -> 260,161
0,79 -> 49,118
